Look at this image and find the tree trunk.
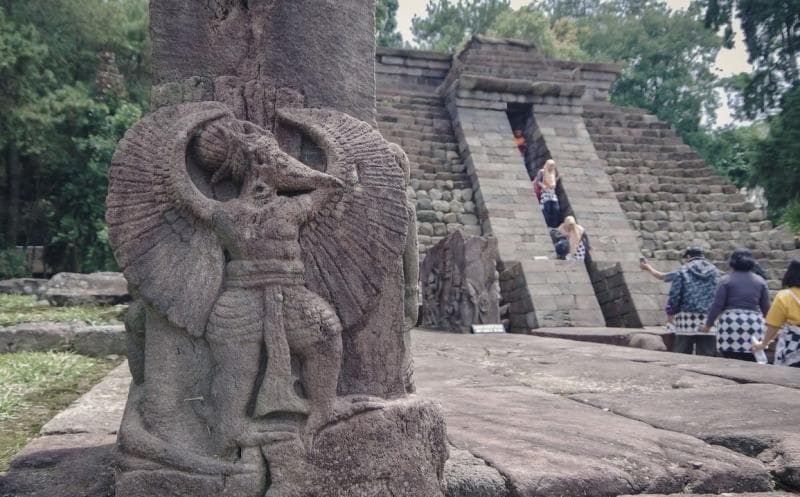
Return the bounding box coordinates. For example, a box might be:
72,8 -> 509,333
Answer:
5,143 -> 21,249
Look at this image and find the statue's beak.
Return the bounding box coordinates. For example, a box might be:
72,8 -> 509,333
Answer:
273,154 -> 344,196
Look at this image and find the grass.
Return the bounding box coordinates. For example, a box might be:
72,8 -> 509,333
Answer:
0,351 -> 121,471
0,294 -> 125,327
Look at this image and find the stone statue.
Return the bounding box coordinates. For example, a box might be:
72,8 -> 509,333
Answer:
107,101 -> 446,496
420,232 -> 502,332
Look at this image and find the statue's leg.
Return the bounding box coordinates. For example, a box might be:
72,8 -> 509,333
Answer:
206,287 -> 264,457
283,287 -> 343,429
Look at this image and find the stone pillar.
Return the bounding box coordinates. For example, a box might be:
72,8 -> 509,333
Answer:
109,2 -> 447,496
150,0 -> 376,124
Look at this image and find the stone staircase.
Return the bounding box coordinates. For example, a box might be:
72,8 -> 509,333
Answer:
584,103 -> 799,289
376,90 -> 479,255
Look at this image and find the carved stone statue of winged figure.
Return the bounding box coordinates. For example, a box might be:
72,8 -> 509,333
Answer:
107,101 -> 445,496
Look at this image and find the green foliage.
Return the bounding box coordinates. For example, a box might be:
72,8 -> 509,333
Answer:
411,0 -> 512,52
0,249 -> 27,279
0,351 -> 120,470
781,199 -> 800,233
753,84 -> 800,220
537,0 -> 599,21
487,7 -> 587,59
703,0 -> 800,117
0,294 -> 125,327
376,0 -> 403,48
0,1 -> 149,272
576,1 -> 722,144
699,122 -> 766,188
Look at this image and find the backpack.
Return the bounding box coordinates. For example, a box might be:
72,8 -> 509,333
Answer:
554,239 -> 570,260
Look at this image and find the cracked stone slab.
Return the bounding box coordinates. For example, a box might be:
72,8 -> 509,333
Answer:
415,330 -> 800,390
571,383 -> 800,491
413,330 -> 735,395
40,362 -> 130,435
414,382 -> 770,496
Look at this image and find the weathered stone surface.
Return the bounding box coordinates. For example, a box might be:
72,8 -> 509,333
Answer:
0,433 -> 117,497
42,272 -> 130,306
628,332 -> 668,351
0,323 -> 125,356
445,448 -> 509,497
620,494 -> 795,497
150,0 -> 376,124
0,322 -> 72,353
420,231 -> 501,332
0,278 -> 47,295
40,362 -> 129,436
412,331 -> 774,495
530,326 -> 669,349
10,329 -> 800,496
572,384 -> 800,490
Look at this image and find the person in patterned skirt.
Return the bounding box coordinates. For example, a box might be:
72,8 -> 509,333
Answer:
558,216 -> 590,262
754,259 -> 800,367
535,160 -> 561,228
667,247 -> 720,355
702,248 -> 770,361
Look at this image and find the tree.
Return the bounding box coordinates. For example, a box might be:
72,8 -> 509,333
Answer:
0,1 -> 149,272
703,0 -> 800,117
576,1 -> 722,148
488,6 -> 587,60
411,0 -> 511,52
752,84 -> 800,221
376,0 -> 403,48
700,122 -> 767,188
536,0 -> 599,21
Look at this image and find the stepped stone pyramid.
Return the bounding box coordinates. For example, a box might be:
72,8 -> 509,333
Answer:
375,35 -> 799,330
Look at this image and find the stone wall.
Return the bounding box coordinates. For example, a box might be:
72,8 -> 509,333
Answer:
444,79 -> 605,328
376,35 -> 800,329
375,49 -> 480,256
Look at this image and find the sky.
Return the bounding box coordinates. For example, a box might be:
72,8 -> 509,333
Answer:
395,0 -> 751,125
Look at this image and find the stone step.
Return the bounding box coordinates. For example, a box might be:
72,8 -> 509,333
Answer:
586,118 -> 671,130
597,150 -> 698,161
607,167 -> 725,180
594,142 -> 695,154
587,134 -> 684,146
612,182 -> 740,195
585,125 -> 676,139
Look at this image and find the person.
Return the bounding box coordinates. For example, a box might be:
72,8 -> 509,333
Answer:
535,159 -> 560,228
701,248 -> 770,361
513,129 -> 527,155
640,256 -> 679,330
557,216 -> 590,261
664,247 -> 720,355
753,259 -> 800,367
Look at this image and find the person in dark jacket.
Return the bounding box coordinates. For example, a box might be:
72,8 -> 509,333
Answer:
668,247 -> 720,355
702,248 -> 770,361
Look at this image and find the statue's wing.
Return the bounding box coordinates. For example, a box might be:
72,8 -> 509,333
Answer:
107,102 -> 233,336
278,108 -> 409,330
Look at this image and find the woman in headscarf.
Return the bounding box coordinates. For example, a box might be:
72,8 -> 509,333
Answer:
534,159 -> 560,228
558,216 -> 590,261
702,248 -> 770,361
754,259 -> 800,367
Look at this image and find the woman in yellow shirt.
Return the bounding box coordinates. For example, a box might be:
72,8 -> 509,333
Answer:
753,259 -> 800,367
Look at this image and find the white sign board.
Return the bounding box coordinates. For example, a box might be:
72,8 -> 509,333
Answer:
471,324 -> 506,334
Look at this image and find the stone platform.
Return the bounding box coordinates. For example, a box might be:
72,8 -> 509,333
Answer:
3,329 -> 800,496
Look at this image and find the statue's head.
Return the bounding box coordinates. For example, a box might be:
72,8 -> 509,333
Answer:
193,117 -> 342,207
